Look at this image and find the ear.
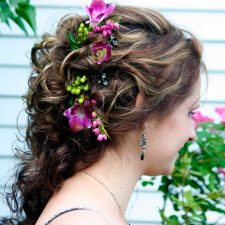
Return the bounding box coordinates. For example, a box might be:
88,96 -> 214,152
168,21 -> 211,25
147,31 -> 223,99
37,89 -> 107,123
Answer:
135,91 -> 145,108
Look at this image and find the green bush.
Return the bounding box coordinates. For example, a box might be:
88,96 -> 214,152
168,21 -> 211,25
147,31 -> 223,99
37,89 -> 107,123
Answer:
142,109 -> 225,224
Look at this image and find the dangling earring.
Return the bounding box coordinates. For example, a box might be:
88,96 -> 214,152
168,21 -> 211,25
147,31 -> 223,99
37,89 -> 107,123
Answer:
140,132 -> 146,160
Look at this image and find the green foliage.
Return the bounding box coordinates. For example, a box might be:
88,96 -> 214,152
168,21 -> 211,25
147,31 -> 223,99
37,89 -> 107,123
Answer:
67,31 -> 79,50
0,0 -> 36,35
142,121 -> 225,224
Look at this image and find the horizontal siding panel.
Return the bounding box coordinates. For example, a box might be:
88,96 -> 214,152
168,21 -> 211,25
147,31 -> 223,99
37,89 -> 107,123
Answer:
0,6 -> 225,41
207,73 -> 225,102
0,196 -> 10,218
31,0 -> 225,10
0,127 -> 25,157
0,38 -> 35,65
0,98 -> 27,126
202,43 -> 225,71
0,158 -> 17,186
0,7 -> 84,36
163,12 -> 225,41
0,67 -> 30,96
1,37 -> 225,71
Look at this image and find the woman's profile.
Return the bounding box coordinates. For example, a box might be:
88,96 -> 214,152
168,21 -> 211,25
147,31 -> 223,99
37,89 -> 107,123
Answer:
1,0 -> 205,224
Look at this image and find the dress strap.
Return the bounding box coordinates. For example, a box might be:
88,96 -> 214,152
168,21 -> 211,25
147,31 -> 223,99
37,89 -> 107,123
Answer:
44,207 -> 112,225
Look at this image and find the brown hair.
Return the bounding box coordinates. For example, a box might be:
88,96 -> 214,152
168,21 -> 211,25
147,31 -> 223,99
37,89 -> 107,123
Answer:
1,5 -> 204,225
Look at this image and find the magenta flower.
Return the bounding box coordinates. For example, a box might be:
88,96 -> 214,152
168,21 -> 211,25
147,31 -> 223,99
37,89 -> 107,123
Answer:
84,0 -> 115,26
93,128 -> 100,135
90,41 -> 112,64
215,106 -> 225,123
93,20 -> 120,37
218,167 -> 225,177
63,102 -> 92,132
192,111 -> 214,128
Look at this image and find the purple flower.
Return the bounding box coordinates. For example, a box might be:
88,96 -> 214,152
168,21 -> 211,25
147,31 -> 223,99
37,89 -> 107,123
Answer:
63,102 -> 92,132
84,0 -> 115,26
93,20 -> 120,37
97,134 -> 103,141
93,128 -> 100,135
215,106 -> 225,123
90,41 -> 112,64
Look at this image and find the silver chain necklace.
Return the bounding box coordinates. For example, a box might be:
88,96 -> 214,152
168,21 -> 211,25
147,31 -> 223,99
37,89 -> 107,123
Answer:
81,170 -> 130,225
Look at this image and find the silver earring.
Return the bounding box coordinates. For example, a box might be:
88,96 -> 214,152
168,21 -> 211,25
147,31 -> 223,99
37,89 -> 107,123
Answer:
140,132 -> 146,160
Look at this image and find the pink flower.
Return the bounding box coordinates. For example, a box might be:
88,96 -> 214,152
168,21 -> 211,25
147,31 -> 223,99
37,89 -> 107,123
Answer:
90,41 -> 112,64
63,102 -> 92,132
102,134 -> 107,140
96,119 -> 101,125
92,119 -> 101,128
92,111 -> 97,118
93,20 -> 120,37
93,128 -> 100,135
84,0 -> 115,26
97,134 -> 103,141
215,106 -> 225,123
92,120 -> 98,128
218,167 -> 225,177
192,111 -> 214,128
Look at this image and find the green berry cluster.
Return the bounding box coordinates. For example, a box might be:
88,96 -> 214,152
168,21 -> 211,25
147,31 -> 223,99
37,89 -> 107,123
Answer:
66,75 -> 89,104
76,22 -> 92,45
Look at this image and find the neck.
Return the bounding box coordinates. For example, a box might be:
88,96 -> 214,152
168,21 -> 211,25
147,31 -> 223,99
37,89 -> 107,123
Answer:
83,134 -> 144,214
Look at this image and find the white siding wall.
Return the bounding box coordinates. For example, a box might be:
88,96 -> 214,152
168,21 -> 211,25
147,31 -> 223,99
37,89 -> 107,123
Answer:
0,0 -> 225,224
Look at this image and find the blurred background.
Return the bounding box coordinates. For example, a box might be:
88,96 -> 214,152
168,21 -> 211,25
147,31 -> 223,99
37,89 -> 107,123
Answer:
0,0 -> 225,224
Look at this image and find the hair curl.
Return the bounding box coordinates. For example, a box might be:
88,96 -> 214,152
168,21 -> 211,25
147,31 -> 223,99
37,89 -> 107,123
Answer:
1,5 -> 205,225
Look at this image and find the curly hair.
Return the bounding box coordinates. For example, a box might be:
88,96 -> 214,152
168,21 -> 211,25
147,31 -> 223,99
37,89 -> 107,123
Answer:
1,5 -> 205,225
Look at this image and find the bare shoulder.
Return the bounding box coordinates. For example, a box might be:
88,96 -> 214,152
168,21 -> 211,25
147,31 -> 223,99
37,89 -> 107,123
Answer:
48,209 -> 112,225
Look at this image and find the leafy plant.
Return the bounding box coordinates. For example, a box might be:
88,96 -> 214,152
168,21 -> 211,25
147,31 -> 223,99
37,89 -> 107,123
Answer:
0,0 -> 36,35
142,108 -> 225,224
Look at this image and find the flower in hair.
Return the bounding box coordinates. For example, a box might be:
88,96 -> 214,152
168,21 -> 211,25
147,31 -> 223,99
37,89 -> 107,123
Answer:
90,41 -> 112,64
93,20 -> 120,37
63,100 -> 92,132
84,0 -> 115,26
64,75 -> 109,141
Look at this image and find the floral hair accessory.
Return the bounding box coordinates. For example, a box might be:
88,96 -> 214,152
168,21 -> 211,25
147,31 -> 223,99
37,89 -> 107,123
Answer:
64,0 -> 119,141
84,0 -> 115,26
68,0 -> 119,64
64,75 -> 109,141
90,41 -> 112,64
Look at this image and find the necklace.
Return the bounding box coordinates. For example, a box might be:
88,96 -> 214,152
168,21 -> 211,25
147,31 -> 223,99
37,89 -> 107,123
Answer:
81,170 -> 130,225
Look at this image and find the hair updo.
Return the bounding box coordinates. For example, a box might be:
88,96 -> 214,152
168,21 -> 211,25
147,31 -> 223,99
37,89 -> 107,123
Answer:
2,5 -> 204,225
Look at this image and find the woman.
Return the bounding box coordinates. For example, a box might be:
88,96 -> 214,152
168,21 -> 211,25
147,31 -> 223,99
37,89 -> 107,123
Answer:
2,0 -> 205,224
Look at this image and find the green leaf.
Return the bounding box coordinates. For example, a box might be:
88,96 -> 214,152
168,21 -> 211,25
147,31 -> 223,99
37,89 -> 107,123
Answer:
11,14 -> 28,35
208,174 -> 216,191
0,1 -> 11,23
67,31 -> 79,50
15,3 -> 36,34
184,189 -> 193,202
159,209 -> 180,225
205,202 -> 225,214
9,0 -> 17,6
